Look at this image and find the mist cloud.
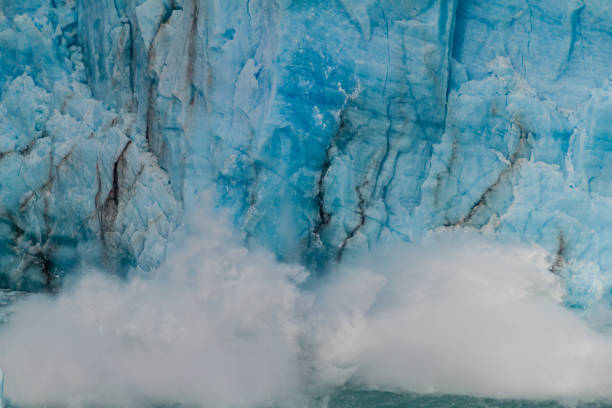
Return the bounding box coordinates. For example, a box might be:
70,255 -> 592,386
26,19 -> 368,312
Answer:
1,205 -> 612,406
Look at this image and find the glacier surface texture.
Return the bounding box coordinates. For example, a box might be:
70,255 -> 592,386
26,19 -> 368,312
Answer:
1,0 -> 612,309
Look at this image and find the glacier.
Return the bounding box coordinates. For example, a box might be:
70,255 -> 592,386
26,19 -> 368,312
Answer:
1,0 -> 612,314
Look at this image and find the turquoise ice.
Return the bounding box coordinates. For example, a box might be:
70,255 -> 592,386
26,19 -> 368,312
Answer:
1,0 -> 612,311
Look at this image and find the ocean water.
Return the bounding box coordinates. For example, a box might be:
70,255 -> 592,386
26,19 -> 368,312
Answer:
4,386 -> 611,408
325,389 -> 612,408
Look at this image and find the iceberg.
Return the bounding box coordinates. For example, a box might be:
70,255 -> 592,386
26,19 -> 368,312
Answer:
1,0 -> 612,311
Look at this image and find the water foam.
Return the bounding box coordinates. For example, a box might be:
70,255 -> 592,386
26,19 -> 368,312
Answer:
1,203 -> 612,406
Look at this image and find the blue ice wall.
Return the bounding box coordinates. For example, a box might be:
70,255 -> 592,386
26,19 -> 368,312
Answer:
0,0 -> 179,290
2,0 -> 612,308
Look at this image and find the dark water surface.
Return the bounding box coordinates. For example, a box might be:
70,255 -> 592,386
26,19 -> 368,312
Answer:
325,389 -> 612,408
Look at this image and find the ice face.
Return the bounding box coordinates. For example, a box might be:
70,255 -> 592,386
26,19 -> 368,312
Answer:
0,0 -> 180,290
1,0 -> 612,308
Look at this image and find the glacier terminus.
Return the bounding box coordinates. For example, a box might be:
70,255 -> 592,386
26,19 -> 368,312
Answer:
2,0 -> 612,307
3,0 -> 612,405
